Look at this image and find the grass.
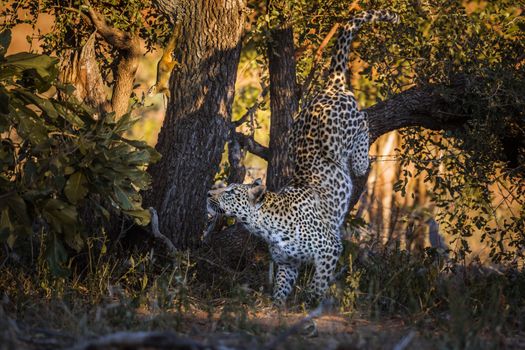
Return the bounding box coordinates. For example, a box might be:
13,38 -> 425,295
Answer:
1,232 -> 524,350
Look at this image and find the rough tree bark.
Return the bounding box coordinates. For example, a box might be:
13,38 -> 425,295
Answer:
266,4 -> 299,191
145,0 -> 246,249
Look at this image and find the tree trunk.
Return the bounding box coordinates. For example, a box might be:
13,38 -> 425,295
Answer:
146,0 -> 246,249
110,37 -> 141,119
266,22 -> 299,191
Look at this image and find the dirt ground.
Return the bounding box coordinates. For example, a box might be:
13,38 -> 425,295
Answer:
6,304 -> 525,350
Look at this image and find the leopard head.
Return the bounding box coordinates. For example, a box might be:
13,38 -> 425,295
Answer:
207,179 -> 266,222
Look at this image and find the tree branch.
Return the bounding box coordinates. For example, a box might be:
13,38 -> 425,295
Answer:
346,79 -> 471,213
299,23 -> 340,101
236,132 -> 269,160
83,2 -> 136,51
149,207 -> 178,256
82,1 -> 142,119
364,82 -> 469,143
234,87 -> 269,127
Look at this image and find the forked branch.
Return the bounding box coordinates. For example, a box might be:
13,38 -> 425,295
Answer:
82,1 -> 142,118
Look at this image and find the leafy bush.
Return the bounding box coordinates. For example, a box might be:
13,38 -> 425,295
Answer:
354,0 -> 525,263
0,30 -> 159,275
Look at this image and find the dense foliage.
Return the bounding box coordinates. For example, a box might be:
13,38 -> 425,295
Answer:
245,0 -> 524,263
0,0 -> 170,75
0,30 -> 159,275
364,0 -> 525,263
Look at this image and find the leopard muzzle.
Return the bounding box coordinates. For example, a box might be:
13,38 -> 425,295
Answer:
206,195 -> 225,215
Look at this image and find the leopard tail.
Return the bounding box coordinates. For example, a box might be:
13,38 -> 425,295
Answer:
326,10 -> 399,90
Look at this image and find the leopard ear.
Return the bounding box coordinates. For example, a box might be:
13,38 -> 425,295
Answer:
252,178 -> 263,186
248,184 -> 266,208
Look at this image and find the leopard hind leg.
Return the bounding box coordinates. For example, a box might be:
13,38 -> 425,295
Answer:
307,243 -> 342,305
272,263 -> 299,307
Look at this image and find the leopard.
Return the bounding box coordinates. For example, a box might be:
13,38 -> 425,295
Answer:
207,10 -> 399,306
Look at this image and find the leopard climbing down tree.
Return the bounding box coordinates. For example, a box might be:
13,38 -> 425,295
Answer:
207,10 -> 399,306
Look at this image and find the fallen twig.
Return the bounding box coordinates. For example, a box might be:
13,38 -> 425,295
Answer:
393,330 -> 417,350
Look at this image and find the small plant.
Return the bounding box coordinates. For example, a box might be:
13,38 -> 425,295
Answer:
339,254 -> 361,314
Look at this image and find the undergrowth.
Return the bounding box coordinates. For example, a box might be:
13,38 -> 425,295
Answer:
1,232 -> 524,350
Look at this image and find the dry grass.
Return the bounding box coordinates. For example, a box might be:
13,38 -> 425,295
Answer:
1,234 -> 524,350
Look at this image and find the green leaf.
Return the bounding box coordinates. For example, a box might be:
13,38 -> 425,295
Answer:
42,199 -> 78,234
64,229 -> 84,252
54,103 -> 86,127
4,52 -> 58,81
113,184 -> 134,210
12,89 -> 59,119
125,139 -> 149,148
64,172 -> 88,204
7,231 -> 16,248
64,166 -> 75,175
126,149 -> 154,165
96,204 -> 110,221
141,273 -> 148,291
0,227 -> 9,242
7,194 -> 30,226
12,104 -> 49,144
0,208 -> 14,246
0,89 -> 9,116
0,208 -> 16,248
125,139 -> 161,163
113,113 -> 137,135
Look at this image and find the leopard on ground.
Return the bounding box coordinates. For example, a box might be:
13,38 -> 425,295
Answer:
207,10 -> 399,306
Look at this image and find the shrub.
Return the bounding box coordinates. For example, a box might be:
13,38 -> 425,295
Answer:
0,29 -> 159,275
